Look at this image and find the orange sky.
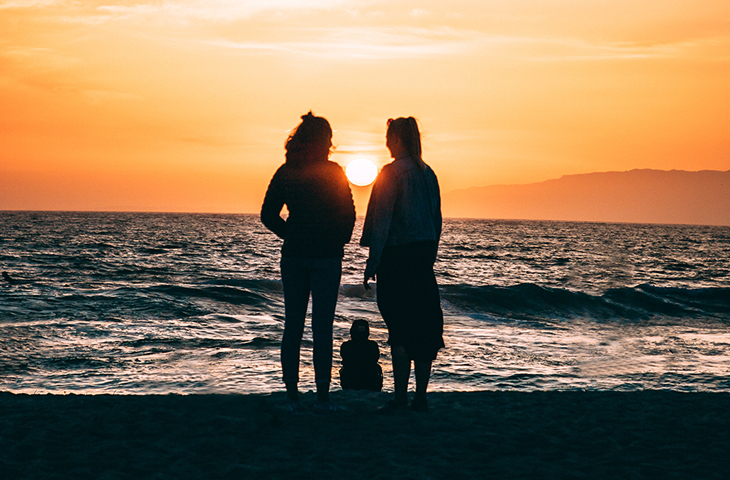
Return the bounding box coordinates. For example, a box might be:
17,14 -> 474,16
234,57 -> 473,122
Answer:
1,1 -> 729,215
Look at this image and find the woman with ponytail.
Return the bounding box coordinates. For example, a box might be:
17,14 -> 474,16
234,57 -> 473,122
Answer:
261,112 -> 355,414
361,116 -> 444,413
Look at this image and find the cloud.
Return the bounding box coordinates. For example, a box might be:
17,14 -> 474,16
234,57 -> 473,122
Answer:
409,9 -> 432,18
0,45 -> 139,104
1,0 -> 354,24
6,1 -> 725,65
94,0 -> 351,22
335,145 -> 384,154
0,0 -> 64,8
205,25 -> 726,63
208,26 -> 480,60
80,88 -> 141,105
1,45 -> 81,73
519,37 -> 728,62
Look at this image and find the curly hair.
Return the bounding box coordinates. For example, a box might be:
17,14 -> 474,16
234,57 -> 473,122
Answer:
285,111 -> 333,167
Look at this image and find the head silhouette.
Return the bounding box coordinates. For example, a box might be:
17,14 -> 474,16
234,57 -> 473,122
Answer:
386,117 -> 426,170
285,111 -> 333,168
350,319 -> 370,341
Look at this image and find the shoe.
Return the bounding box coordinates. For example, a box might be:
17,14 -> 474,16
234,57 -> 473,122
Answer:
313,400 -> 345,415
287,400 -> 306,415
409,397 -> 429,413
377,399 -> 408,415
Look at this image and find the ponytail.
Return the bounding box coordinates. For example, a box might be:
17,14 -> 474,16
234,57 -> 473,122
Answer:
387,116 -> 426,170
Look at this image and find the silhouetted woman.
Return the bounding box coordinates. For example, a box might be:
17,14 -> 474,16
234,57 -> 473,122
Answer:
361,117 -> 444,413
261,112 -> 355,414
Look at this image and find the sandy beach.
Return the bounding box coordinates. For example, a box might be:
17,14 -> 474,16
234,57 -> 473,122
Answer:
2,390 -> 729,479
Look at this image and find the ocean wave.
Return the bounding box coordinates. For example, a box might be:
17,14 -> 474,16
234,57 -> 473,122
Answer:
148,285 -> 271,307
440,283 -> 730,322
119,336 -> 279,351
203,278 -> 283,293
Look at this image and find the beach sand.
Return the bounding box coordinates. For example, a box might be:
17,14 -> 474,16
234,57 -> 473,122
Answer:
2,390 -> 729,479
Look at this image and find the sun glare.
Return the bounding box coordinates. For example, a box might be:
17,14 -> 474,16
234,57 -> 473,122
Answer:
345,158 -> 378,186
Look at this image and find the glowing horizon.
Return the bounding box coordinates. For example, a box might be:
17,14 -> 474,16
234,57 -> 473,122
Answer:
1,1 -> 729,218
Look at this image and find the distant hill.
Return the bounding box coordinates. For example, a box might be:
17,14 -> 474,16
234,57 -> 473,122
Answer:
442,169 -> 730,226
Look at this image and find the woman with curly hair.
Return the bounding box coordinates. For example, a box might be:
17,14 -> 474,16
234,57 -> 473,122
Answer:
261,112 -> 356,414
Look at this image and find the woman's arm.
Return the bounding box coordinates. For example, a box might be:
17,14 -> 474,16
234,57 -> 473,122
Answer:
333,166 -> 356,246
432,169 -> 443,245
361,166 -> 398,281
260,168 -> 288,239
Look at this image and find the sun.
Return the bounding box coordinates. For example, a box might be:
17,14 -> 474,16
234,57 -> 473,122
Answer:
345,158 -> 378,186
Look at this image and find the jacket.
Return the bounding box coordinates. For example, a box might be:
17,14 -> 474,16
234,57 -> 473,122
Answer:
261,160 -> 356,258
360,154 -> 442,273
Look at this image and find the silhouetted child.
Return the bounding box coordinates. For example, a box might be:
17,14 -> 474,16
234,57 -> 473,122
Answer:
339,320 -> 383,391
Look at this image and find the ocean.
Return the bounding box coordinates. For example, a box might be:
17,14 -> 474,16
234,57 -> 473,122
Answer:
1,211 -> 729,394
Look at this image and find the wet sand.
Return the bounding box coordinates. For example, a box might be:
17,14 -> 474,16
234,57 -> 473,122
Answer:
1,390 -> 729,479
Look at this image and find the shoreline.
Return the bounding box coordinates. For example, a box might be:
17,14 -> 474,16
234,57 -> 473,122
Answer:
2,390 -> 729,479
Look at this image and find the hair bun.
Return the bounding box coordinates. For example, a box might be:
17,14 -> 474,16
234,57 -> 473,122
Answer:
301,111 -> 315,121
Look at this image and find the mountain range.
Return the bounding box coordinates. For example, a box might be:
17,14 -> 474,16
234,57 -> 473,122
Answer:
442,169 -> 730,226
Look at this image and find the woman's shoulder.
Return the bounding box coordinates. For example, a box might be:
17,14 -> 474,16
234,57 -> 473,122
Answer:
323,160 -> 346,173
391,156 -> 424,174
266,163 -> 289,184
424,163 -> 438,178
320,161 -> 349,184
376,160 -> 400,179
271,162 -> 290,176
274,161 -> 343,178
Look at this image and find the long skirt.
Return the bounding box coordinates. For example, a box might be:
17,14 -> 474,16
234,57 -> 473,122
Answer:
376,241 -> 444,361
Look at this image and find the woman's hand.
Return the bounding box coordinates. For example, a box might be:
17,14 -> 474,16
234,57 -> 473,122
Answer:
363,268 -> 376,290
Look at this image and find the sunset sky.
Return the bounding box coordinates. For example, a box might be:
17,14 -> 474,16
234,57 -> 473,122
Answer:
2,0 -> 729,214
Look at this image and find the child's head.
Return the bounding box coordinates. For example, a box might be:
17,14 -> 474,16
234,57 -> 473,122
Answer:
350,319 -> 370,341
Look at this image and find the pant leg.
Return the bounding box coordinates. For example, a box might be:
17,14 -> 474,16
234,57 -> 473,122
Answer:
309,257 -> 342,385
280,257 -> 311,385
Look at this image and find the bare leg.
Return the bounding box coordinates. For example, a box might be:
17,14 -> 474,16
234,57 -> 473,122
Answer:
391,345 -> 411,405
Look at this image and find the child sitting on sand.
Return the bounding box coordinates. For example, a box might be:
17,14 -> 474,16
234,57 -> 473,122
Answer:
339,320 -> 382,392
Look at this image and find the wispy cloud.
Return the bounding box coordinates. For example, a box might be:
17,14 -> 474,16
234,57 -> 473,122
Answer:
95,0 -> 351,22
1,0 -> 354,23
0,45 -> 138,104
409,9 -> 432,18
519,37 -> 726,62
5,1 -> 725,65
208,26 -> 480,60
2,45 -> 80,71
335,145 -> 384,155
0,0 -> 64,8
205,25 -> 723,62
